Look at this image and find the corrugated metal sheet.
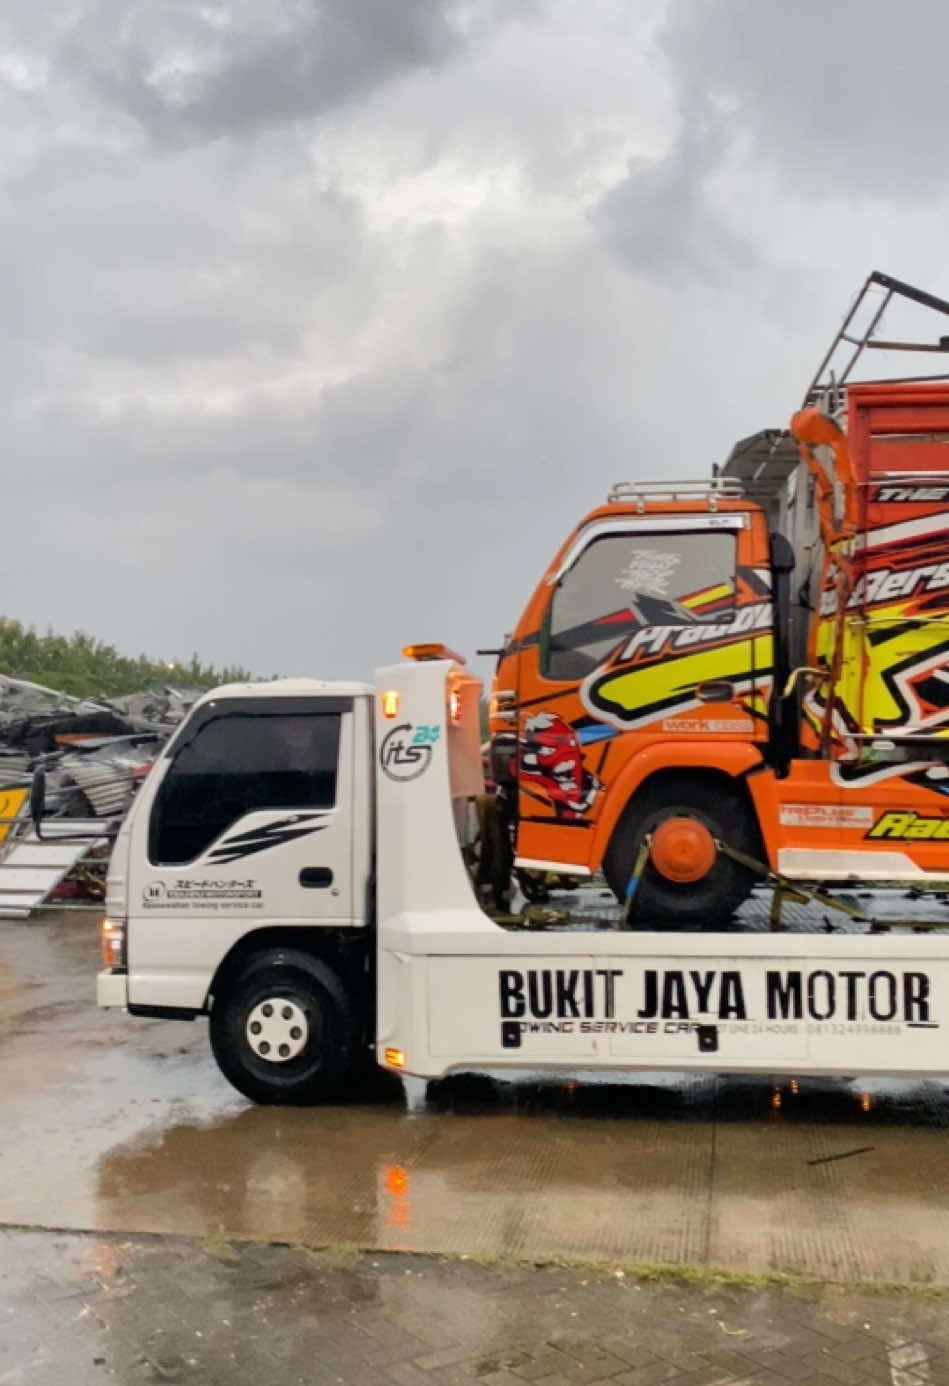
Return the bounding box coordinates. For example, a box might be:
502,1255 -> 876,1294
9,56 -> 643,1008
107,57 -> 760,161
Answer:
0,821 -> 107,918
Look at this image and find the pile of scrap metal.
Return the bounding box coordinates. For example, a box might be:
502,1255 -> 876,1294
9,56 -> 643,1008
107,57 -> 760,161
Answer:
0,676 -> 202,815
0,677 -> 203,914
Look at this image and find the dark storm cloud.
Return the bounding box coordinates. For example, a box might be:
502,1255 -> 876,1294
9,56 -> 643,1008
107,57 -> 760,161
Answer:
592,106 -> 755,284
658,0 -> 949,203
591,1 -> 949,284
1,0 -> 946,682
57,0 -> 479,145
2,231 -> 665,676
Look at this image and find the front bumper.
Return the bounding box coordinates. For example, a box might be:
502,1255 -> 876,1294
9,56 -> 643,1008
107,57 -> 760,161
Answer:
97,969 -> 128,1008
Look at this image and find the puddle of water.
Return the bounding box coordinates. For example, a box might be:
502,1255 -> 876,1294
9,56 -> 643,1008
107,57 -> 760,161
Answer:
4,912 -> 949,1282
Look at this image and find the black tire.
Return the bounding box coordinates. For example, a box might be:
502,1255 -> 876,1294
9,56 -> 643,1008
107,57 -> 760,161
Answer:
209,948 -> 354,1105
603,777 -> 760,929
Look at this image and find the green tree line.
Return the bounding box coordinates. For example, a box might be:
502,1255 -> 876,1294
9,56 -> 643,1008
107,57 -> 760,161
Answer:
0,618 -> 250,700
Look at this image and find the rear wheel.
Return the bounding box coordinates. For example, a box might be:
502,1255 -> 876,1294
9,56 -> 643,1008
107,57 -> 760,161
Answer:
603,777 -> 760,928
209,949 -> 353,1105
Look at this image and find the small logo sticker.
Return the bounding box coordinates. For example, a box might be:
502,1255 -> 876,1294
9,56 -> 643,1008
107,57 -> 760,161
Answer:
662,717 -> 755,734
142,878 -> 263,906
379,723 -> 440,782
780,804 -> 873,829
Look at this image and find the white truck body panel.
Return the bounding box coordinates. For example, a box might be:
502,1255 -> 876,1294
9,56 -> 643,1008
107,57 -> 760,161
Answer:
374,661 -> 949,1081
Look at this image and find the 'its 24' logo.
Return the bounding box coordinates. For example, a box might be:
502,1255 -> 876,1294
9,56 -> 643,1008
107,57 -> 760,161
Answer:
379,723 -> 441,781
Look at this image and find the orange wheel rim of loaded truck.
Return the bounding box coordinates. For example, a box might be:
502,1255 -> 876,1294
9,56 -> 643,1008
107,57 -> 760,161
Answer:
649,817 -> 717,884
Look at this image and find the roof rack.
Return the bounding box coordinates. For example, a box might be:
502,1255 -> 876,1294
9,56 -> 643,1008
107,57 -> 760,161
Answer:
804,271 -> 949,409
608,478 -> 744,512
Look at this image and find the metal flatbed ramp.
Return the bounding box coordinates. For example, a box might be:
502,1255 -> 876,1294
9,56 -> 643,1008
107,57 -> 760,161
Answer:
506,882 -> 949,935
0,820 -> 107,918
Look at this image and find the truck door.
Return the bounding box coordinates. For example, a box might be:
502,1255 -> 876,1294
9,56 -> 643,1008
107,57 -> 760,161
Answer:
126,695 -> 358,1012
515,515 -> 770,872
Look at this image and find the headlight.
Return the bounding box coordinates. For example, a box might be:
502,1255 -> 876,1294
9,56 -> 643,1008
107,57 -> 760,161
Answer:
100,917 -> 126,970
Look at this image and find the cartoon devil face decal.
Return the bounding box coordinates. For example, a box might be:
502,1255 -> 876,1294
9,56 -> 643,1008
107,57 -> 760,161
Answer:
519,712 -> 601,819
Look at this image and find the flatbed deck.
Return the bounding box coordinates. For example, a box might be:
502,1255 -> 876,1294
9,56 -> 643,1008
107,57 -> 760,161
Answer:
496,881 -> 949,935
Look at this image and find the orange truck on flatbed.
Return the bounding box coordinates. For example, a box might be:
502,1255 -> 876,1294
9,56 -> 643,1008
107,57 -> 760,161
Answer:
487,273 -> 949,925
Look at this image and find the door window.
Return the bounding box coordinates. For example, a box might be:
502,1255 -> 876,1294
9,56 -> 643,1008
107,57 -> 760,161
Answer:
544,531 -> 736,679
149,712 -> 340,865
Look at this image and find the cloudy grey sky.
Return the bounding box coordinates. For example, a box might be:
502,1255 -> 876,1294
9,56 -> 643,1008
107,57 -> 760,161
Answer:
3,0 -> 949,683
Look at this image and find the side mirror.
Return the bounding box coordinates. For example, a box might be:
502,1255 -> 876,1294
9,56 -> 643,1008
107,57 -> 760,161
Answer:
26,760 -> 121,847
29,765 -> 46,839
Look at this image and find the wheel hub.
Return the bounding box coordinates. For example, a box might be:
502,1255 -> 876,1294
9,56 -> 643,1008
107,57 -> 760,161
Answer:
649,817 -> 717,884
245,997 -> 309,1063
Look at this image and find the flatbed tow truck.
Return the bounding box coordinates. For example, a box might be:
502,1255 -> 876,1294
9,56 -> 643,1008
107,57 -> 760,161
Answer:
83,272 -> 949,1104
85,650 -> 949,1105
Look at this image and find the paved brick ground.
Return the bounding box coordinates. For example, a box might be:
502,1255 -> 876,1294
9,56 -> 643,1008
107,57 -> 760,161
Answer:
0,1228 -> 946,1386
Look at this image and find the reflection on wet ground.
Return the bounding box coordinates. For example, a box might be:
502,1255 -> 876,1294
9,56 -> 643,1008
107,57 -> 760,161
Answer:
3,913 -> 949,1283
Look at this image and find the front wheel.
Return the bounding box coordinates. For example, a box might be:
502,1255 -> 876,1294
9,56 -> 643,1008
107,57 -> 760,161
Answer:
603,778 -> 760,928
209,949 -> 354,1105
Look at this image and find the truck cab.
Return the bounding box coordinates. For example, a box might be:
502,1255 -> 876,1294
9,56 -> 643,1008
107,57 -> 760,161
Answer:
488,481 -> 778,924
99,677 -> 376,1103
489,385 -> 949,925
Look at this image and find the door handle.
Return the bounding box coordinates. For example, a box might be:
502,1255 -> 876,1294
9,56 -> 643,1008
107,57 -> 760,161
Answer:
299,867 -> 334,889
696,680 -> 735,703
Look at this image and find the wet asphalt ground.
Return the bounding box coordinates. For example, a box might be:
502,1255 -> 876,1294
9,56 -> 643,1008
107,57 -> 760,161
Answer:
6,1230 -> 949,1385
4,911 -> 949,1383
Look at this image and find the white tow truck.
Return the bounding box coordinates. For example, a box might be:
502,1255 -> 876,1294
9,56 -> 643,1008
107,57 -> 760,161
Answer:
91,652 -> 949,1104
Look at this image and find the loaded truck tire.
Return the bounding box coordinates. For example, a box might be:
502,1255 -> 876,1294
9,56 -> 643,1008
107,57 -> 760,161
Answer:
602,777 -> 759,929
209,948 -> 354,1105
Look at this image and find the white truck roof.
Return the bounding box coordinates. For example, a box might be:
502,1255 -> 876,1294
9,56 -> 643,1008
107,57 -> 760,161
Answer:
192,677 -> 374,706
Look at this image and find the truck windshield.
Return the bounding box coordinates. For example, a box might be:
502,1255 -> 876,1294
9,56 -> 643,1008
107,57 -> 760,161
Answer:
545,531 -> 736,680
149,712 -> 340,866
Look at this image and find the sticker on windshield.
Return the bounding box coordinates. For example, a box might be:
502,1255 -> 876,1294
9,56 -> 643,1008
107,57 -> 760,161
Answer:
616,548 -> 681,599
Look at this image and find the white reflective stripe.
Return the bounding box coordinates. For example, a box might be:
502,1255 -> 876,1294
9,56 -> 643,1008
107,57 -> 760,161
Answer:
858,512 -> 947,552
777,848 -> 931,881
830,761 -> 934,789
552,515 -> 748,583
514,857 -> 593,876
